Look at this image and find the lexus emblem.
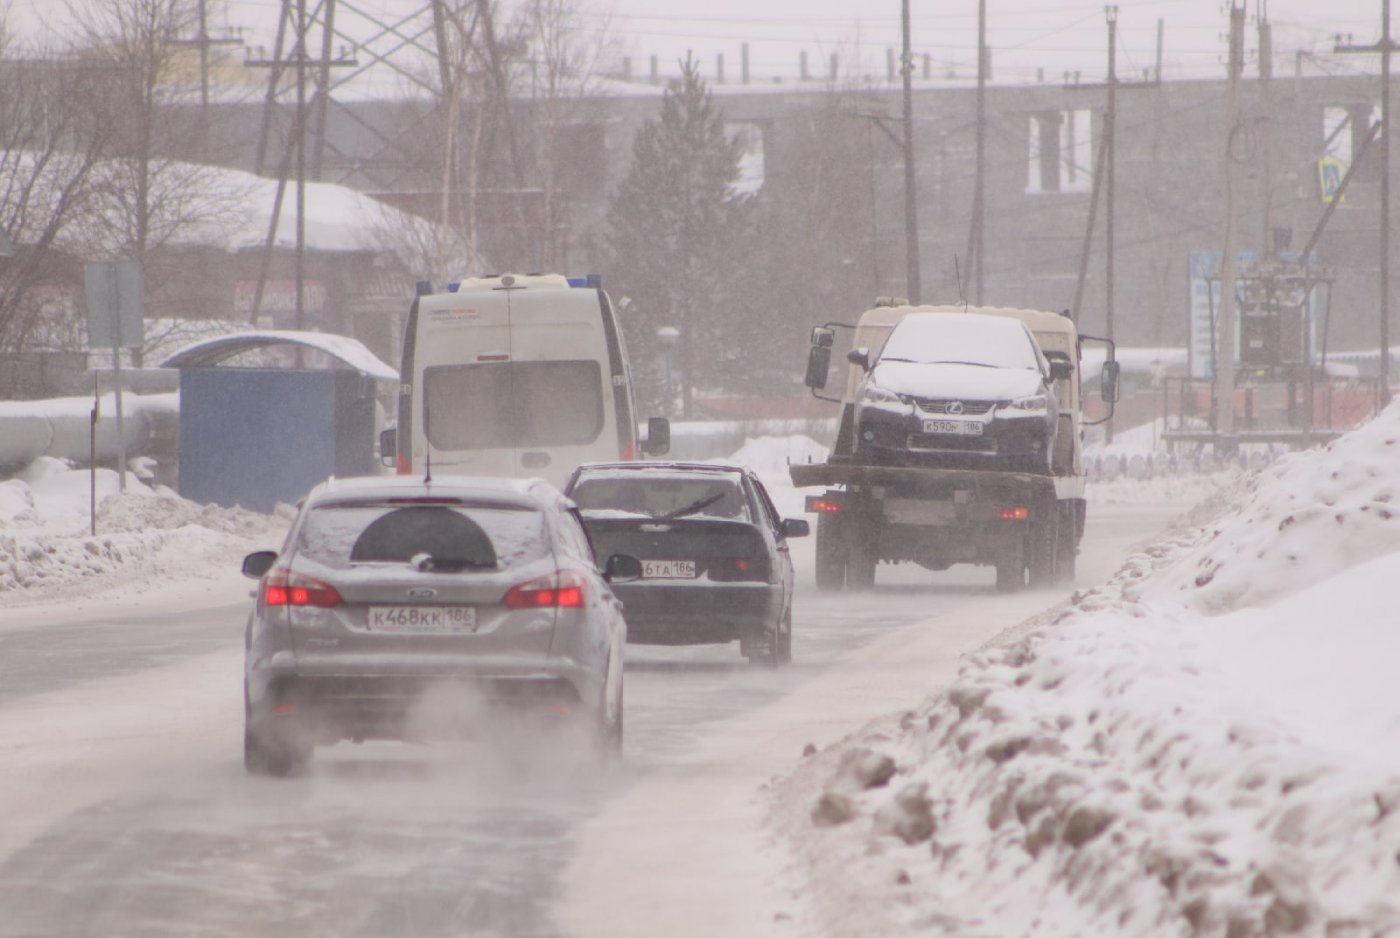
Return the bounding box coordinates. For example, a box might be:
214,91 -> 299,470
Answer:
946,401 -> 965,415
407,587 -> 438,600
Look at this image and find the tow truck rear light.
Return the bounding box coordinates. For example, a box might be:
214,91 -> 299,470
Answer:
806,495 -> 844,513
503,570 -> 587,609
264,569 -> 343,607
998,506 -> 1031,521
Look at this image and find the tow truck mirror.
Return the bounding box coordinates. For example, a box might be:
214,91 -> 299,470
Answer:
1046,355 -> 1074,381
1100,360 -> 1122,403
846,347 -> 871,371
804,327 -> 835,389
642,416 -> 671,455
378,428 -> 396,468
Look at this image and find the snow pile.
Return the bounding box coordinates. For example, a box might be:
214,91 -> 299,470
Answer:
783,406 -> 1400,936
1139,410 -> 1400,613
0,457 -> 286,601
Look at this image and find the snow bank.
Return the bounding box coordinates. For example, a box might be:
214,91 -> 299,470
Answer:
780,404 -> 1400,936
0,458 -> 287,602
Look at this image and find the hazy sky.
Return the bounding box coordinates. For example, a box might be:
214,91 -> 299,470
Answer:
5,1 -> 1394,85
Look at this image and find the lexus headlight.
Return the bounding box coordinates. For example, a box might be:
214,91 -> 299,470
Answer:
861,384 -> 905,405
1007,394 -> 1048,412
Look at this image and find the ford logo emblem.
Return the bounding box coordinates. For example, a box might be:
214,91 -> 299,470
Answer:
407,587 -> 437,600
946,400 -> 965,415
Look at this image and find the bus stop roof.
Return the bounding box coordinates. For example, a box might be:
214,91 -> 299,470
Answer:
160,330 -> 398,382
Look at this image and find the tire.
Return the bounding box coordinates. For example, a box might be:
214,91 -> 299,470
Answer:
1053,504 -> 1077,584
814,513 -> 847,592
776,609 -> 793,665
243,681 -> 311,777
243,721 -> 310,777
1027,513 -> 1057,588
595,676 -> 624,763
994,535 -> 1026,593
846,547 -> 876,590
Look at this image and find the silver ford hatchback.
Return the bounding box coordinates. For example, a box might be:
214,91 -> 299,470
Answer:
240,475 -> 637,776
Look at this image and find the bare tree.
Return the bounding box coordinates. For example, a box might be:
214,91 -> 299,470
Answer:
0,22 -> 114,390
61,0 -> 251,360
517,0 -> 615,270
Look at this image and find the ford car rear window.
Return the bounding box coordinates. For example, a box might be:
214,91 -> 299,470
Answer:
295,504 -> 549,570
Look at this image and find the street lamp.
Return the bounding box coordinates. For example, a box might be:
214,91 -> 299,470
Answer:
657,326 -> 680,416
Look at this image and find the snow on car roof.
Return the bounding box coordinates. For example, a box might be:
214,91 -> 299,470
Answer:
572,462 -> 746,478
309,474 -> 555,509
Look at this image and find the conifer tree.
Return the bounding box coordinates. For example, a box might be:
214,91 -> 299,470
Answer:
605,56 -> 754,417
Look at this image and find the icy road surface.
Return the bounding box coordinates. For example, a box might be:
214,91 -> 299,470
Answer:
0,503 -> 1183,937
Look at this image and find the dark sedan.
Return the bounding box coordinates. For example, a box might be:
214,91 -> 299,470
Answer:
563,462 -> 808,666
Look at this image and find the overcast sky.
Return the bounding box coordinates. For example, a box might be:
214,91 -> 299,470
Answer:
4,1 -> 1394,85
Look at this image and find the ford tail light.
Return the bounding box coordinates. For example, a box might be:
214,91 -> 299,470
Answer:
503,570 -> 587,609
264,569 -> 343,607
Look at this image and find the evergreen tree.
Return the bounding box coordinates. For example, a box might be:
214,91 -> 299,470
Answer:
604,56 -> 754,417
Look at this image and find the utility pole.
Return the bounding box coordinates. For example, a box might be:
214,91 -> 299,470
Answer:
1105,5 -> 1118,442
972,0 -> 987,304
245,0 -> 355,335
1336,2 -> 1395,407
901,0 -> 922,303
173,0 -> 242,155
1215,3 -> 1247,449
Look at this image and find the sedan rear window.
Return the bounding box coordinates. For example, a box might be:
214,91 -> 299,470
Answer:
571,474 -> 750,521
294,503 -> 549,570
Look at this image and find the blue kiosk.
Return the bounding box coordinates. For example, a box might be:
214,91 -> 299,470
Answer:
162,331 -> 398,513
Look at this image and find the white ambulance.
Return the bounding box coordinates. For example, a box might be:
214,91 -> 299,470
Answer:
385,273 -> 668,488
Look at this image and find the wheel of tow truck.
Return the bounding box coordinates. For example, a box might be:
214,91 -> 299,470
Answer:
1027,515 -> 1058,588
814,513 -> 847,591
1053,505 -> 1077,584
994,537 -> 1026,592
846,548 -> 877,590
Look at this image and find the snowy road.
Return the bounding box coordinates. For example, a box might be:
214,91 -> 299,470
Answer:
0,501 -> 1186,937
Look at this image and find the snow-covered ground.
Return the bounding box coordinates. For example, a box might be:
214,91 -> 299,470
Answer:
0,456 -> 286,606
3,409 -> 1397,934
773,411 -> 1400,935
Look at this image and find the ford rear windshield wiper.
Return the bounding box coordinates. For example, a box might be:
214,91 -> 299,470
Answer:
658,492 -> 726,520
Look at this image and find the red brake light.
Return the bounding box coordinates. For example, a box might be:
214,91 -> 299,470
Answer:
999,506 -> 1031,521
621,440 -> 637,461
396,451 -> 411,475
263,569 -> 343,607
503,570 -> 587,609
809,497 -> 842,513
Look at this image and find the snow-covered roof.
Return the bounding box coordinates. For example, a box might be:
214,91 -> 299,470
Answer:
159,330 -> 398,381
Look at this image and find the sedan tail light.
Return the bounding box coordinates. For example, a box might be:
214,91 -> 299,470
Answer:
709,555 -> 770,582
263,569 -> 343,607
502,570 -> 587,609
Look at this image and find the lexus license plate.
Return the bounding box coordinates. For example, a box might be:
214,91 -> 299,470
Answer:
923,419 -> 983,436
642,559 -> 697,579
368,605 -> 477,633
